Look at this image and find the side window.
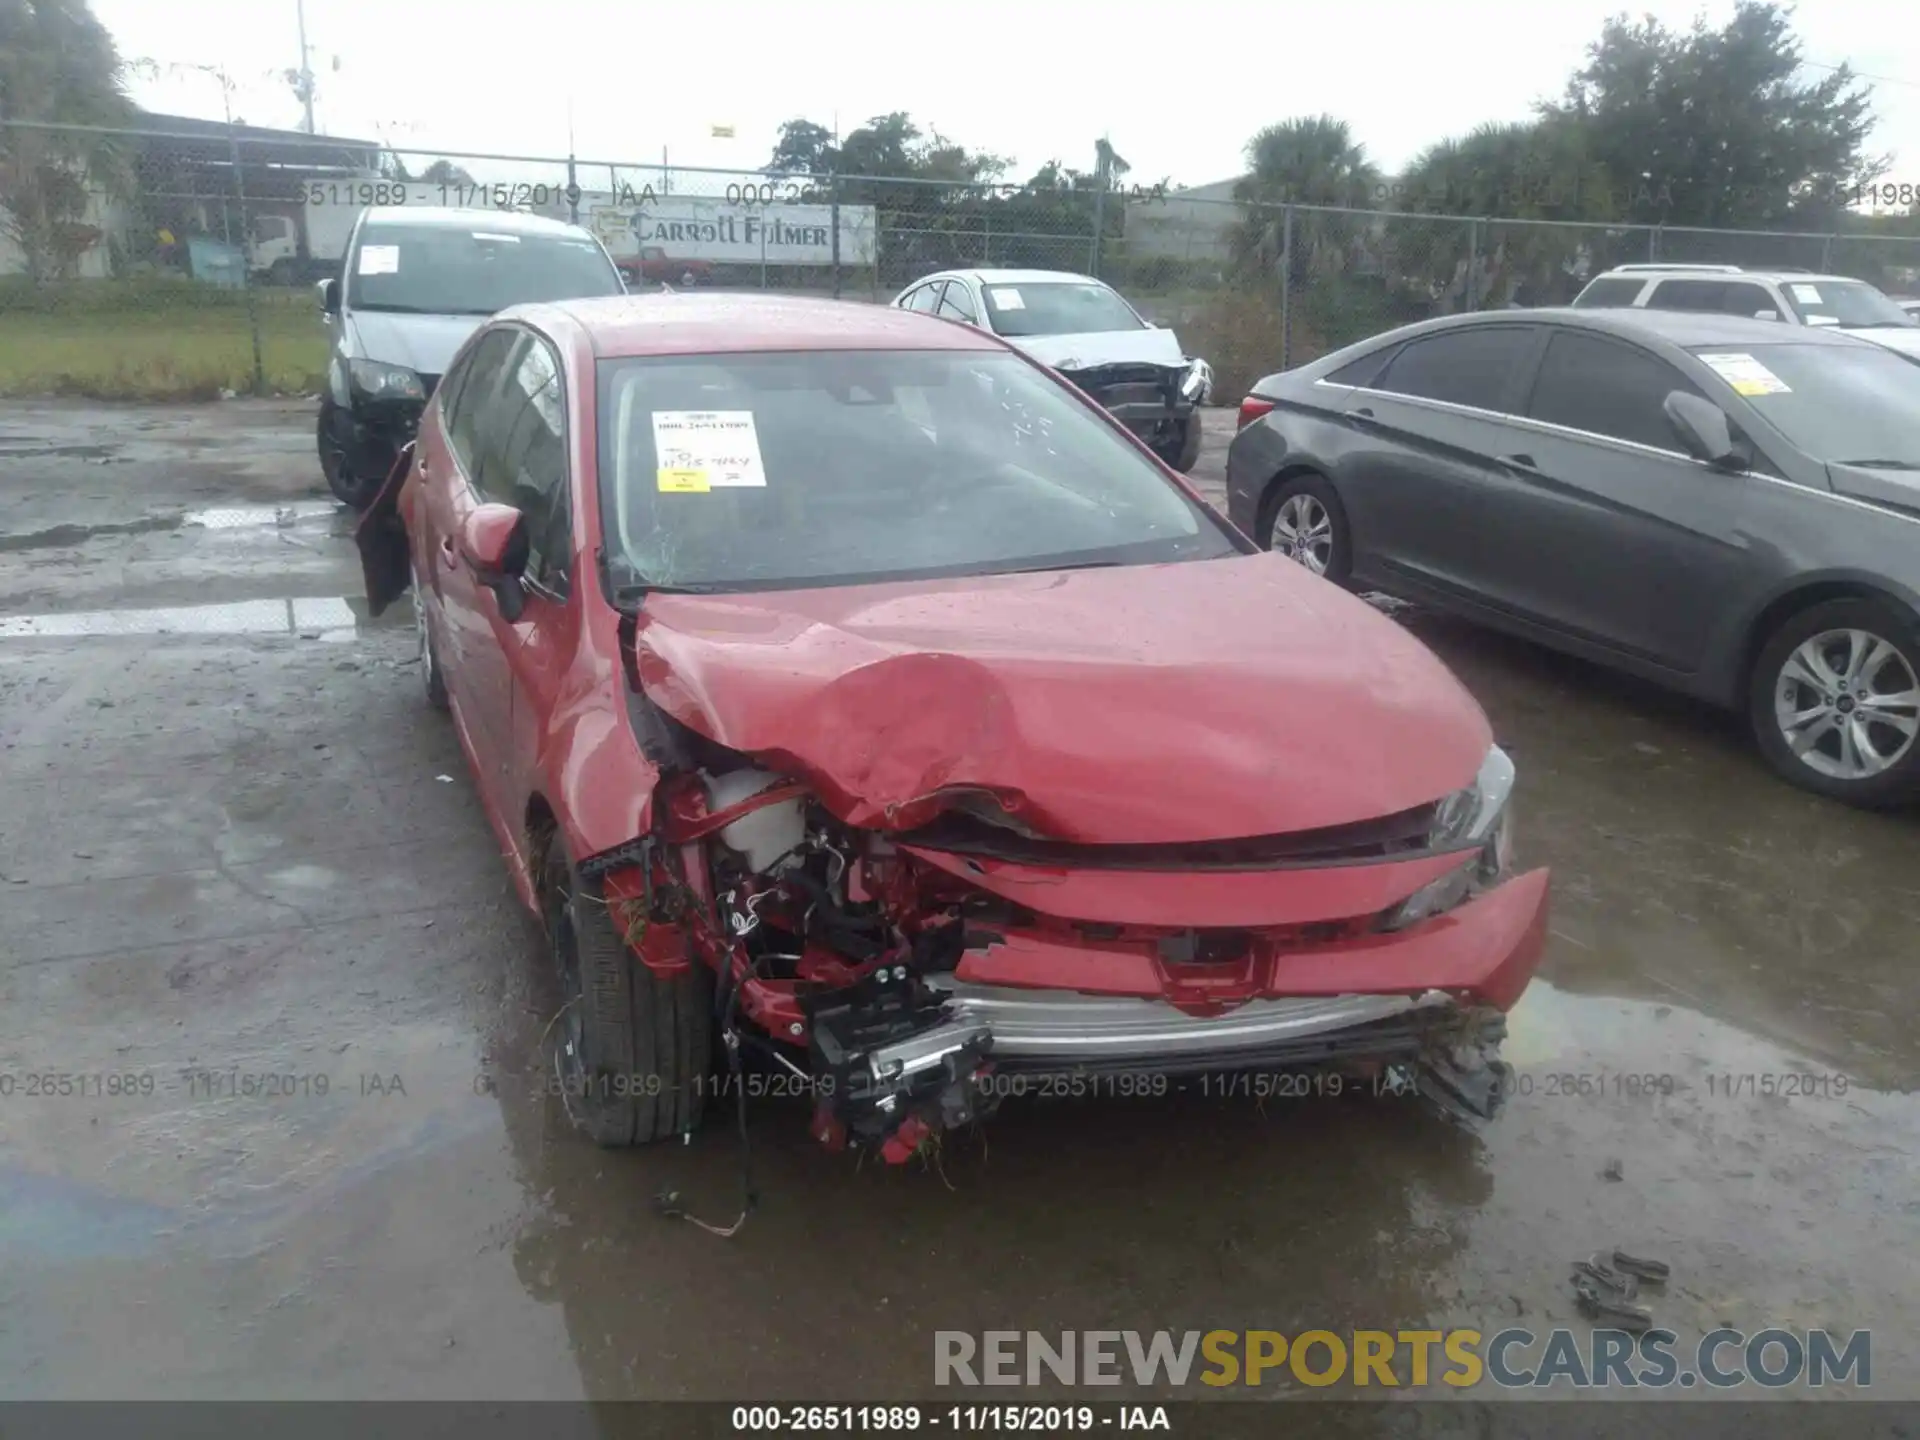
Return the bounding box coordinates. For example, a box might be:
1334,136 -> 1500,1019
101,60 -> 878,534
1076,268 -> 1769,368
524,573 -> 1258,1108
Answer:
1526,330 -> 1704,452
445,329 -> 517,481
490,337 -> 571,590
1323,346 -> 1398,388
1720,282 -> 1781,320
1572,277 -> 1648,309
1645,279 -> 1731,313
906,282 -> 945,314
938,283 -> 978,324
1373,327 -> 1536,412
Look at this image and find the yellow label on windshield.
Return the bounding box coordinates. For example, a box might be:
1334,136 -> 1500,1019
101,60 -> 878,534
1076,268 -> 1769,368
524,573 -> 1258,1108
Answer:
657,467 -> 710,493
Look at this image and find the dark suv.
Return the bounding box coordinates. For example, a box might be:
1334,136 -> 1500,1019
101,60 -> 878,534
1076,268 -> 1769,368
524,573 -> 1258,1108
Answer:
1227,307 -> 1920,806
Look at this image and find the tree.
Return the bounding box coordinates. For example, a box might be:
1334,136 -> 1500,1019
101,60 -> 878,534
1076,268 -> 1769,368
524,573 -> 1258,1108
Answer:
1387,118 -> 1623,307
1229,115 -> 1381,282
0,0 -> 133,279
1541,1 -> 1882,230
420,158 -> 475,187
767,119 -> 835,175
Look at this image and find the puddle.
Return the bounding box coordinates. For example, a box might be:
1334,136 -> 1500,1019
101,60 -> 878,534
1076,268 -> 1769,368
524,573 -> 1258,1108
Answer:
0,596 -> 373,642
184,502 -> 342,531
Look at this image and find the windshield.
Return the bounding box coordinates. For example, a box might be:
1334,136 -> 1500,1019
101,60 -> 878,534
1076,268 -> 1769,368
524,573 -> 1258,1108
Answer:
346,222 -> 623,315
1778,279 -> 1916,329
595,349 -> 1235,592
982,281 -> 1146,338
1691,343 -> 1920,468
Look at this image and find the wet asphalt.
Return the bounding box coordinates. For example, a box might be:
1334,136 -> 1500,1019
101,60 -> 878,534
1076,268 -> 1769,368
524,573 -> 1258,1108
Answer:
0,398 -> 1916,1405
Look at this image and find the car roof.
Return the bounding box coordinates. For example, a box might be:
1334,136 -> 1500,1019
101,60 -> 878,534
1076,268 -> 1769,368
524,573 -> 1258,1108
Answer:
934,268 -> 1104,287
1422,306 -> 1873,349
356,205 -> 593,239
531,292 -> 1009,358
1594,266 -> 1863,286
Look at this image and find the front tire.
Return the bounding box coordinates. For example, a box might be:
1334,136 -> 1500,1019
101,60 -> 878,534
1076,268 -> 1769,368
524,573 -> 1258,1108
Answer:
1154,415 -> 1204,473
1264,472 -> 1352,584
541,842 -> 712,1147
318,399 -> 384,510
1750,597 -> 1920,808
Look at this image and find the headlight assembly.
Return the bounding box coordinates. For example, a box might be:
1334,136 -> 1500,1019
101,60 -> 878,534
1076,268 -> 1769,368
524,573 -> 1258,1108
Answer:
348,358 -> 425,402
1180,357 -> 1213,404
1379,745 -> 1516,932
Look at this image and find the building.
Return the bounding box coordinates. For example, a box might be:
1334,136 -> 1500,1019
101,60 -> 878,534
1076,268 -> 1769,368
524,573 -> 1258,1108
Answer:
2,111 -> 381,279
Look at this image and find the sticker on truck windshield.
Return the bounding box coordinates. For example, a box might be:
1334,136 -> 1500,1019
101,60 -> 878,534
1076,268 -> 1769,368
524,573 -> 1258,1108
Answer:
1790,283 -> 1823,303
652,411 -> 767,493
357,244 -> 399,276
989,288 -> 1025,310
1696,352 -> 1791,396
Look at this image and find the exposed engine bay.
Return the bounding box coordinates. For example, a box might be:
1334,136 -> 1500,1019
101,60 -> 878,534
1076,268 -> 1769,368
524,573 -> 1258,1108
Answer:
587,747 -> 1518,1169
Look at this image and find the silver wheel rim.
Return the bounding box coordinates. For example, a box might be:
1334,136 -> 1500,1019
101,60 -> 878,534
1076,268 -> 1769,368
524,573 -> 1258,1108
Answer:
1271,493 -> 1334,575
1773,628 -> 1920,781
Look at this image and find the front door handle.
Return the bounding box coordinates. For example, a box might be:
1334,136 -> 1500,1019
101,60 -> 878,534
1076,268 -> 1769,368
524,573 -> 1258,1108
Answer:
1353,405 -> 1375,419
1505,452 -> 1538,469
439,535 -> 458,569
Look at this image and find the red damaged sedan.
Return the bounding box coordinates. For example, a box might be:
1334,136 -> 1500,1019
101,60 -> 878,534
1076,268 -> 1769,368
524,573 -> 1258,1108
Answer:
357,293 -> 1549,1163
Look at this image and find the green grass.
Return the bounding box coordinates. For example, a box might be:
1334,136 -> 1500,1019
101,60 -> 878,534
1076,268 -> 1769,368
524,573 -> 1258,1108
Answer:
0,282 -> 327,400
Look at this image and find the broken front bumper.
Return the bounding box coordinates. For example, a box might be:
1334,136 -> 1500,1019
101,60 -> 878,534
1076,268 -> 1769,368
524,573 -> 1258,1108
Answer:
933,867 -> 1545,1066
815,869 -> 1548,1149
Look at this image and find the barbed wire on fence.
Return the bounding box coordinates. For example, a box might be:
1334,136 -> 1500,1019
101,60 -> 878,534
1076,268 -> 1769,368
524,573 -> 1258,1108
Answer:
3,118 -> 1918,400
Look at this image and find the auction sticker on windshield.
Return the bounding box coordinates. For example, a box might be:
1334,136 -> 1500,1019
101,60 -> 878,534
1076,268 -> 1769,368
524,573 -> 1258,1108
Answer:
1790,283 -> 1823,303
990,288 -> 1025,310
357,245 -> 399,275
1698,352 -> 1791,396
652,410 -> 768,493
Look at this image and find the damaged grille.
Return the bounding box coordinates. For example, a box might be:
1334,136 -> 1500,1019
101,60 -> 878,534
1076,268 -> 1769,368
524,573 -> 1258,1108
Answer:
895,802 -> 1442,870
1057,362 -> 1181,411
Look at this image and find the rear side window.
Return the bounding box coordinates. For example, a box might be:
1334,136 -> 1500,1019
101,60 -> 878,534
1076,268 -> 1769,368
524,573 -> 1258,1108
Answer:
1526,330 -> 1704,452
1573,277 -> 1647,308
1373,327 -> 1535,412
904,283 -> 944,314
1323,347 -> 1397,388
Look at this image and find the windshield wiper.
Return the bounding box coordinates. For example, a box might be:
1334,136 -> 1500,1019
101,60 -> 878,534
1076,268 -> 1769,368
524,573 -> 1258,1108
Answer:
612,580 -> 735,601
1834,458 -> 1920,470
350,302 -> 442,314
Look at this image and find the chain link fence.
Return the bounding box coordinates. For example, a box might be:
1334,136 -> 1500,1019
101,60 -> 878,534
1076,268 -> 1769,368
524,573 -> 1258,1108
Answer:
5,117 -> 1919,401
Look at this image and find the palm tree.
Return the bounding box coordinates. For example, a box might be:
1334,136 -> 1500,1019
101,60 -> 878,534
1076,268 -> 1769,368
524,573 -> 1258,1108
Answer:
1230,115 -> 1381,284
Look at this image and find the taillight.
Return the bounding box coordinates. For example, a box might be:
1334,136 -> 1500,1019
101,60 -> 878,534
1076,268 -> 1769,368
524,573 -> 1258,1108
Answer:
1237,396 -> 1276,430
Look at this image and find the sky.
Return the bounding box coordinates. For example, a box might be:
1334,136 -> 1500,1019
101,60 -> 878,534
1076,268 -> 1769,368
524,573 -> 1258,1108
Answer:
91,0 -> 1920,194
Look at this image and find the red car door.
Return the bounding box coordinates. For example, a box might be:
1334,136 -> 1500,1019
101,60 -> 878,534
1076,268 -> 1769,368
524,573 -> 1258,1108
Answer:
431,327 -> 527,807
476,331 -> 575,835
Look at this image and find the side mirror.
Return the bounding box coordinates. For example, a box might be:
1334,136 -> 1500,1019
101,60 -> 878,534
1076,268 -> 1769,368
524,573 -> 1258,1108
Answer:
1664,391 -> 1741,469
317,277 -> 340,315
459,503 -> 530,621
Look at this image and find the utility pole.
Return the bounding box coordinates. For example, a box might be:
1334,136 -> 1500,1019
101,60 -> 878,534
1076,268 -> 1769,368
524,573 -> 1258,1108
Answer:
294,0 -> 316,133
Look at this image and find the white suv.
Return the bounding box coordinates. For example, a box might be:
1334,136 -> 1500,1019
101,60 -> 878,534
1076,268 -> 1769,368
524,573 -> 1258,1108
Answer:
1571,264 -> 1920,363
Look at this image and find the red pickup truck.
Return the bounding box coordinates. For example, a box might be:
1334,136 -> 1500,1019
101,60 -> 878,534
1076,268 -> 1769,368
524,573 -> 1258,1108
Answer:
618,245 -> 714,286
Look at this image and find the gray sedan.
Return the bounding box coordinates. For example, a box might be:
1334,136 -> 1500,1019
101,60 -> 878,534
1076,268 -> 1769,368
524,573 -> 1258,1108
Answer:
1227,308 -> 1920,807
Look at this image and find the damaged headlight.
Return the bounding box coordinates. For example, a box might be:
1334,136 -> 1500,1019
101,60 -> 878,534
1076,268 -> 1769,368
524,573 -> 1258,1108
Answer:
1378,745 -> 1515,932
348,358 -> 425,402
1180,357 -> 1214,404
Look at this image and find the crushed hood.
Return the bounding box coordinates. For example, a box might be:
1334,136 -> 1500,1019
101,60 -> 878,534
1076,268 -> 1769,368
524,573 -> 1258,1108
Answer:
1011,326 -> 1190,372
631,554 -> 1492,844
344,310 -> 487,378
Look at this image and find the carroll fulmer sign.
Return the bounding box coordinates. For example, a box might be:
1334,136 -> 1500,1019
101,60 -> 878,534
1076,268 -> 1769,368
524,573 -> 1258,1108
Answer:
590,196 -> 878,267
